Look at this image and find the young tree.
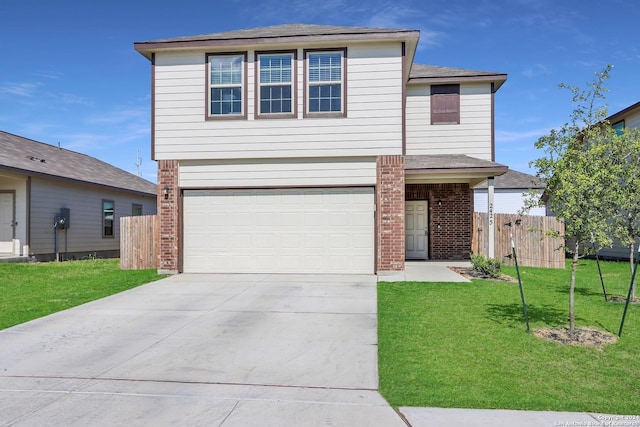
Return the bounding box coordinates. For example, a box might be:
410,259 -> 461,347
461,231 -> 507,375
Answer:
530,65 -> 617,335
610,126 -> 640,300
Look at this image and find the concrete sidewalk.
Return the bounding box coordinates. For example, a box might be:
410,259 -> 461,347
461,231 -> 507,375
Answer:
378,260 -> 472,282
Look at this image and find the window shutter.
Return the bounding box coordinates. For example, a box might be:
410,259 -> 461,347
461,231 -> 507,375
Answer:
431,84 -> 460,124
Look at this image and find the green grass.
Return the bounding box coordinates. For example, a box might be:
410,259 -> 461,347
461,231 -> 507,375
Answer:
0,259 -> 165,330
378,259 -> 640,415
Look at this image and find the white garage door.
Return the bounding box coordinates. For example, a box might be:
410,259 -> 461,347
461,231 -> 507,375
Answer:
183,188 -> 375,274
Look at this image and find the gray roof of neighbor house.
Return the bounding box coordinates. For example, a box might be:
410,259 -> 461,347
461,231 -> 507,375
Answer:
0,131 -> 157,196
474,169 -> 545,190
409,64 -> 507,89
607,101 -> 640,124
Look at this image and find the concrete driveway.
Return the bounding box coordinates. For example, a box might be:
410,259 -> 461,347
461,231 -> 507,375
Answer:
0,274 -> 405,426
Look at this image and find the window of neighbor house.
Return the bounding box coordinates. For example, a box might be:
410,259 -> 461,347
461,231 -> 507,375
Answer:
257,52 -> 295,116
613,120 -> 625,136
132,204 -> 142,216
306,50 -> 345,116
431,84 -> 460,124
102,200 -> 114,238
208,53 -> 245,117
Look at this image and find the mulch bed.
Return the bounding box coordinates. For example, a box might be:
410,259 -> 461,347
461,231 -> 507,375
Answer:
533,327 -> 618,349
448,266 -> 517,283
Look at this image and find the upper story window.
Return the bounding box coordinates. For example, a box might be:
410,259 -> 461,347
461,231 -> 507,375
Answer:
431,84 -> 460,124
613,120 -> 625,136
257,52 -> 295,117
207,53 -> 246,118
305,49 -> 346,117
102,200 -> 114,238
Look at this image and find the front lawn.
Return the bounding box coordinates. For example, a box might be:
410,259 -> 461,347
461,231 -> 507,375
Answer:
378,259 -> 640,415
0,259 -> 165,330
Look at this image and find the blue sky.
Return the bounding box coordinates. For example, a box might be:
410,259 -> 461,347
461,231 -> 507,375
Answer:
1,0 -> 638,183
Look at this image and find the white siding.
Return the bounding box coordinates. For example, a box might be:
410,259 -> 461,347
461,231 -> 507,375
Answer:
405,82 -> 493,159
474,189 -> 546,216
179,157 -> 377,188
0,172 -> 28,255
29,178 -> 156,257
153,43 -> 404,160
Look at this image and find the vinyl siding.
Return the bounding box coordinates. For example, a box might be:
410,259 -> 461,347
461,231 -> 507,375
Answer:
474,189 -> 547,216
179,157 -> 377,188
29,178 -> 156,256
405,82 -> 493,160
153,43 -> 404,160
626,109 -> 640,129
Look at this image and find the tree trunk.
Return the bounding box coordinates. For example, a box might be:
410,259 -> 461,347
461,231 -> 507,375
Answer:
570,240 -> 579,335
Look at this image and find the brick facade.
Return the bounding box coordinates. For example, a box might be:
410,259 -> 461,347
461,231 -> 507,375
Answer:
406,183 -> 472,260
376,155 -> 405,271
157,160 -> 180,273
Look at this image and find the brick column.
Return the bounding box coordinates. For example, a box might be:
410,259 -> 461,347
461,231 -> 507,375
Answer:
157,160 -> 179,274
376,155 -> 405,272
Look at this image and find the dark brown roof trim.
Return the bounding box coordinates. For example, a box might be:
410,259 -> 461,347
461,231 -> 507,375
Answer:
409,74 -> 507,85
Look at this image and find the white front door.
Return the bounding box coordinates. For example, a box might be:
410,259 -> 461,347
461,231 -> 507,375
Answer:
0,193 -> 15,253
405,200 -> 428,260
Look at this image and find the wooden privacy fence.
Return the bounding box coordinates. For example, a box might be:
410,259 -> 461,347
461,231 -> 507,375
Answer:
120,215 -> 158,270
472,212 -> 565,268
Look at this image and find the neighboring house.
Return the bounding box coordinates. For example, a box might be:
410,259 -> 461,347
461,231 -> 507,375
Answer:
0,131 -> 157,261
474,169 -> 546,216
134,23 -> 508,274
598,101 -> 640,260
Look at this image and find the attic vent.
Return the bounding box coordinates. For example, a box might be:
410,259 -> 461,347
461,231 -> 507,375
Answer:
28,156 -> 46,163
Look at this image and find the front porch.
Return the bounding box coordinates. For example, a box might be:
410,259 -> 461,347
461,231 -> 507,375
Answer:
376,154 -> 508,273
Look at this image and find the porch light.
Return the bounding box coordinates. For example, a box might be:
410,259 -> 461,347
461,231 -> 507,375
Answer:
437,199 -> 442,206
163,186 -> 170,199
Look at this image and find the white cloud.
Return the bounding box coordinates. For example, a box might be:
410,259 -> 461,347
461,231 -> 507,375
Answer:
521,64 -> 551,78
0,82 -> 43,97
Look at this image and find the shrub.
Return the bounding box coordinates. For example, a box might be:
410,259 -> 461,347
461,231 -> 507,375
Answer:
470,253 -> 502,278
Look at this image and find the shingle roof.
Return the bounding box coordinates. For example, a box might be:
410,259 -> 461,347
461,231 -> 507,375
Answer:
136,23 -> 418,45
474,169 -> 545,189
0,131 -> 156,196
405,154 -> 508,172
410,64 -> 506,79
409,64 -> 507,89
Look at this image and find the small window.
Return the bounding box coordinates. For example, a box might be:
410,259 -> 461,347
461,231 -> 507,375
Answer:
132,204 -> 143,216
102,200 -> 114,238
257,52 -> 295,117
431,84 -> 460,124
208,53 -> 245,117
613,121 -> 625,136
306,50 -> 345,116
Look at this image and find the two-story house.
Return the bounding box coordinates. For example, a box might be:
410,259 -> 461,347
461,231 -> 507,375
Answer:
134,24 -> 507,274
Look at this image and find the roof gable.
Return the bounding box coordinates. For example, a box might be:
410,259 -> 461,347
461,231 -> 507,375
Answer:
0,131 -> 157,196
134,23 -> 420,65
